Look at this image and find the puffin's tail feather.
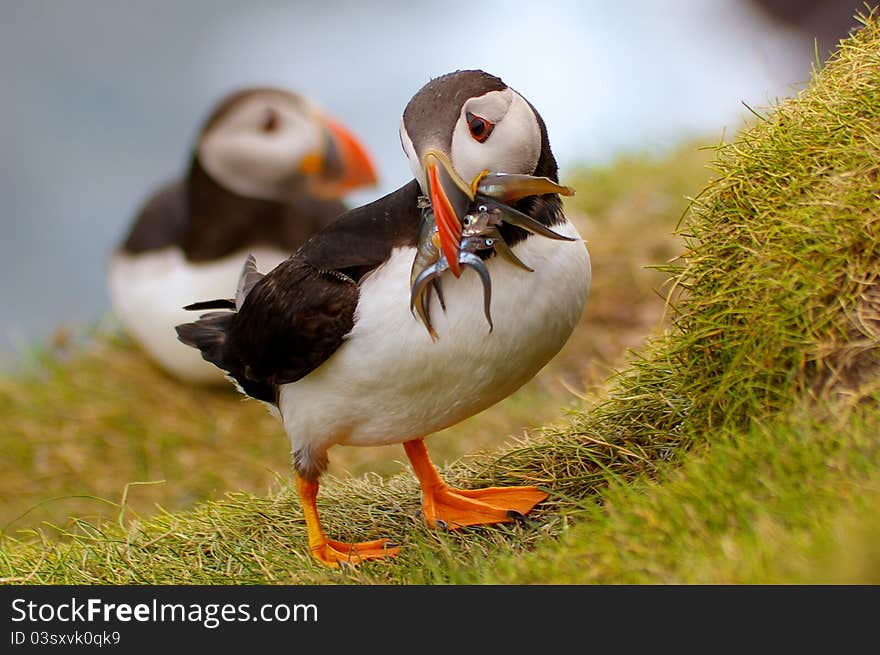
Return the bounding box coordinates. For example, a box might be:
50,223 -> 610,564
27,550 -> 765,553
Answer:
176,311 -> 235,372
181,255 -> 263,313
177,255 -> 265,370
183,299 -> 235,311
176,256 -> 278,403
235,254 -> 264,310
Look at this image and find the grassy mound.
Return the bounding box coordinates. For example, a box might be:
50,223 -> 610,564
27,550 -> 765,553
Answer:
0,147 -> 707,536
2,11 -> 879,583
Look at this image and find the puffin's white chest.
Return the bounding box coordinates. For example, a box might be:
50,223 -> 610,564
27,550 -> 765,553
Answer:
279,219 -> 590,450
108,246 -> 290,383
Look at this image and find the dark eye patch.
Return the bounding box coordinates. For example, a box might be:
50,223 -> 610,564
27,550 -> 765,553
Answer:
261,109 -> 280,133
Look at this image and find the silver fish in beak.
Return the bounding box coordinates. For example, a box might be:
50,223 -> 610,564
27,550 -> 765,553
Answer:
410,169 -> 577,340
410,219 -> 494,340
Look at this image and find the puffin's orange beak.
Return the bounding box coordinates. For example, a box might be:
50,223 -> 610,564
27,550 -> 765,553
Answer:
422,150 -> 473,278
303,115 -> 378,198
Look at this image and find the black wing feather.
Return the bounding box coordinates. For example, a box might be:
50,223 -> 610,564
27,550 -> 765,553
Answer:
176,181 -> 422,404
232,260 -> 359,386
120,178 -> 187,253
183,299 -> 236,311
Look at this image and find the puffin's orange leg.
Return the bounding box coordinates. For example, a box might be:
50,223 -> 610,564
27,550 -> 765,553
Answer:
403,438 -> 547,530
297,476 -> 399,567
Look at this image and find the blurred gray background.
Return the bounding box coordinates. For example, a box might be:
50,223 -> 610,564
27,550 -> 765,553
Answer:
0,0 -> 868,363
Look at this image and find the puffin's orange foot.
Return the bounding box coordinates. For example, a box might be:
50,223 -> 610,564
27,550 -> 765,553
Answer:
311,538 -> 399,568
422,485 -> 548,530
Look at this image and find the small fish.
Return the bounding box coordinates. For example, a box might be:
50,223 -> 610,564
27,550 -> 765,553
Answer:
482,228 -> 534,272
410,171 -> 577,340
410,234 -> 495,339
461,205 -> 502,237
474,196 -> 577,242
410,208 -> 440,287
476,172 -> 575,204
409,208 -> 443,340
458,250 -> 493,332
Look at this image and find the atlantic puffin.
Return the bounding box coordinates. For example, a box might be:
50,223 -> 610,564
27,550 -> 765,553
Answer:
109,87 -> 377,383
177,70 -> 591,566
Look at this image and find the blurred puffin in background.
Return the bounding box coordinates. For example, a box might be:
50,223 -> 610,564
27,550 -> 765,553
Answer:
109,87 -> 377,383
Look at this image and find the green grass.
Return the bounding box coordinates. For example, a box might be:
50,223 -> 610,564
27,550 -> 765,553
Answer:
1,10 -> 879,584
0,136 -> 710,538
476,408 -> 880,584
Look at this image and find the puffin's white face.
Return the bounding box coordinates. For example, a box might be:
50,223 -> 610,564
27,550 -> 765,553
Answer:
400,87 -> 542,192
198,93 -> 325,200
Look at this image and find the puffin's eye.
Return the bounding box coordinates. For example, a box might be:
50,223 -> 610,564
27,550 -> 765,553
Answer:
261,109 -> 280,133
466,112 -> 494,143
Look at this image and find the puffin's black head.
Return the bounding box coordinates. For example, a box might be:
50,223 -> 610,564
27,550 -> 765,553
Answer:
399,70 -> 558,275
194,87 -> 377,202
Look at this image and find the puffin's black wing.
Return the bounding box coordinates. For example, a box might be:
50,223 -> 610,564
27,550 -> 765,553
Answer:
298,179 -> 422,279
235,260 -> 358,388
176,180 -> 422,404
120,178 -> 187,253
176,262 -> 357,403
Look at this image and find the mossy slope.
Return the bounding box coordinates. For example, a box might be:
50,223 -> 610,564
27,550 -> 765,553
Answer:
2,12 -> 879,584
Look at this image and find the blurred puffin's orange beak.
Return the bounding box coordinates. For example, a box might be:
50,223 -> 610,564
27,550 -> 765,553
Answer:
303,115 -> 378,198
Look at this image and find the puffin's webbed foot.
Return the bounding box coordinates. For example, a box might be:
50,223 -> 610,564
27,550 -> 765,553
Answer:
404,438 -> 547,530
297,476 -> 399,568
311,538 -> 400,568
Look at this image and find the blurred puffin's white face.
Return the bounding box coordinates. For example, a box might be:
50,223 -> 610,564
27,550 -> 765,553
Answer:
198,93 -> 325,200
400,87 -> 542,191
